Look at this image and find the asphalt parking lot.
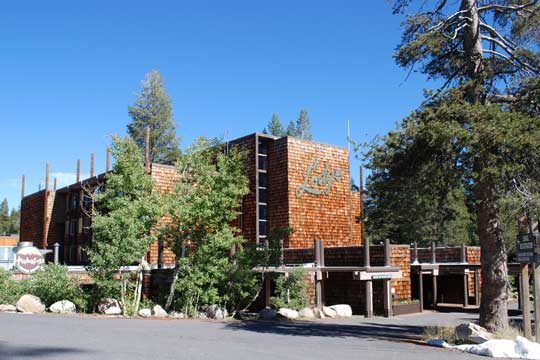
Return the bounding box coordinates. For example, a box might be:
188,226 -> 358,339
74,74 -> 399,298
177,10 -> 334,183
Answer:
0,311 -> 484,360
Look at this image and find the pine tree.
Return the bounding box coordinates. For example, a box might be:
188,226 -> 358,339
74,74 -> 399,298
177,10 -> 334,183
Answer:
284,120 -> 297,137
265,113 -> 285,137
127,70 -> 181,165
296,109 -> 312,140
8,208 -> 20,234
0,199 -> 9,235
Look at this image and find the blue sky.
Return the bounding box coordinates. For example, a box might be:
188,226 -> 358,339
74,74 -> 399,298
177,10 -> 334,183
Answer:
0,0 -> 437,210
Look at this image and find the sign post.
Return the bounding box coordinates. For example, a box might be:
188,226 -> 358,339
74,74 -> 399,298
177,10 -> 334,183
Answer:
517,233 -> 536,340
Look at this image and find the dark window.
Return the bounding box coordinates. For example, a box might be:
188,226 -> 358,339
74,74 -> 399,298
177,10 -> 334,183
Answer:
69,220 -> 77,236
83,195 -> 92,210
258,172 -> 268,188
259,204 -> 268,220
258,156 -> 268,171
83,217 -> 91,234
70,193 -> 79,210
258,188 -> 268,203
258,140 -> 268,155
259,220 -> 268,236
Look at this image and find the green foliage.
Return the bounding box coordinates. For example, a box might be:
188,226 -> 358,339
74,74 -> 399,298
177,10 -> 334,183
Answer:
9,207 -> 20,234
25,264 -> 89,311
127,70 -> 180,165
0,268 -> 24,304
0,198 -> 10,235
296,109 -> 312,140
285,119 -> 298,137
271,267 -> 308,310
87,136 -> 162,305
163,137 -> 251,311
263,113 -> 285,137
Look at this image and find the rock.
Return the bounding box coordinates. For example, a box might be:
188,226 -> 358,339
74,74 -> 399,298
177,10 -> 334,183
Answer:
236,311 -> 258,320
205,305 -> 227,320
328,304 -> 352,318
16,295 -> 45,314
138,308 -> 152,318
456,323 -> 493,344
278,308 -> 299,320
298,307 -> 315,319
258,307 -> 277,320
152,305 -> 168,318
97,298 -> 122,315
0,304 -> 17,312
314,308 -> 325,319
197,312 -> 208,319
49,300 -> 76,314
322,306 -> 337,318
169,311 -> 185,319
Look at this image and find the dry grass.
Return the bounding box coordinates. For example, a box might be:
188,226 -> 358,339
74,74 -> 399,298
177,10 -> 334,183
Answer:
491,325 -> 523,340
422,326 -> 459,344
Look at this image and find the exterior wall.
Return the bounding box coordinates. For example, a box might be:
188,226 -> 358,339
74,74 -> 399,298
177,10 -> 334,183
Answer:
20,191 -> 46,246
0,236 -> 19,247
285,137 -> 362,248
267,137 -> 290,237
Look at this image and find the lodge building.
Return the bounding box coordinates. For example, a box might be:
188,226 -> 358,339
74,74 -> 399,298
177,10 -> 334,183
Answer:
18,133 -> 482,316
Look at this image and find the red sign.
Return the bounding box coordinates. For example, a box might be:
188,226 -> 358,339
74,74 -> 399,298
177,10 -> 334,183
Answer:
15,246 -> 44,274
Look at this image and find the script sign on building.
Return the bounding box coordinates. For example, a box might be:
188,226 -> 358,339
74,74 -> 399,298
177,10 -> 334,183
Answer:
296,157 -> 343,198
15,242 -> 44,274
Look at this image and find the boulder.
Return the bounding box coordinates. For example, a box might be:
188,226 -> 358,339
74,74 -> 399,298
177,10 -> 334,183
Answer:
169,311 -> 185,319
278,308 -> 299,320
138,308 -> 152,318
0,304 -> 17,312
49,300 -> 76,314
456,323 -> 493,344
298,307 -> 315,319
258,307 -> 277,320
322,306 -> 337,318
152,305 -> 168,318
314,308 -> 325,319
97,298 -> 122,315
16,295 -> 45,314
205,305 -> 227,320
197,312 -> 208,319
328,304 -> 352,318
236,311 -> 258,320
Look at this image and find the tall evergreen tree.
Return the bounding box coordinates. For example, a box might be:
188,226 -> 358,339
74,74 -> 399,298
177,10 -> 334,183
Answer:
8,208 -> 20,234
284,120 -> 298,137
0,199 -> 9,235
377,0 -> 540,332
264,113 -> 285,136
127,70 -> 181,165
296,109 -> 312,140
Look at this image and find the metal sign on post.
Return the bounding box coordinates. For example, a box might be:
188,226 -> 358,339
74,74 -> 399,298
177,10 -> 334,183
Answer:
517,232 -> 540,341
15,242 -> 45,274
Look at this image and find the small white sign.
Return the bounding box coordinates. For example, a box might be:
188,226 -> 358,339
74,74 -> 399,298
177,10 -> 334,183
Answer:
15,246 -> 44,274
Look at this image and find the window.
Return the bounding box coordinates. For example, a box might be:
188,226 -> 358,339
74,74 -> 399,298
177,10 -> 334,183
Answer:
259,220 -> 268,236
259,188 -> 268,204
258,172 -> 268,188
83,217 -> 91,234
258,140 -> 268,155
69,219 -> 77,236
83,195 -> 92,211
258,156 -> 268,171
259,205 -> 268,220
70,193 -> 79,210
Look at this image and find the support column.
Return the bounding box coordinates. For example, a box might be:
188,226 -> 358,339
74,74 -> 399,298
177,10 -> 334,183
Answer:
264,277 -> 271,308
534,264 -> 540,342
383,238 -> 393,317
314,240 -> 325,309
521,264 -> 532,340
432,274 -> 438,310
364,236 -> 373,318
463,270 -> 469,307
474,269 -> 480,307
419,270 -> 424,311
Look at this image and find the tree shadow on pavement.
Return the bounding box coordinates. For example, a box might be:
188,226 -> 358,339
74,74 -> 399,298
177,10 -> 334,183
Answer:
0,342 -> 92,359
225,320 -> 425,343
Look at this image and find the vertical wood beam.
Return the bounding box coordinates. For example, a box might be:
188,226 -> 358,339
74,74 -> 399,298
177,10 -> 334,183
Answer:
265,278 -> 271,308
21,175 -> 25,199
534,264 -> 540,342
521,264 -> 533,340
53,177 -> 57,191
432,274 -> 438,310
474,269 -> 480,307
76,159 -> 81,182
463,271 -> 469,307
419,271 -> 424,311
42,162 -> 49,249
365,280 -> 373,318
106,147 -> 111,172
359,166 -> 364,246
145,127 -> 150,174
383,238 -> 393,317
90,152 -> 95,177
431,242 -> 436,264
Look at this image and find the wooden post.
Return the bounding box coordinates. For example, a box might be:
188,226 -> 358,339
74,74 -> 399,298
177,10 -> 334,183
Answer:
463,270 -> 469,307
521,264 -> 533,340
419,270 -> 424,311
364,235 -> 373,318
145,127 -> 150,174
474,269 -> 480,307
534,263 -> 540,342
264,278 -> 271,308
432,274 -> 438,310
383,238 -> 393,317
412,242 -> 419,264
314,240 -> 325,309
53,177 -> 57,191
90,152 -> 95,177
461,244 -> 466,263
431,241 -> 436,263
21,175 -> 25,199
359,166 -> 365,245
42,162 -> 49,250
106,147 -> 111,172
76,159 -> 81,182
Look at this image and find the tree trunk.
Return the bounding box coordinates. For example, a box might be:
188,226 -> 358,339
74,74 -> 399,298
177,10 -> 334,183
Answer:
474,177 -> 509,332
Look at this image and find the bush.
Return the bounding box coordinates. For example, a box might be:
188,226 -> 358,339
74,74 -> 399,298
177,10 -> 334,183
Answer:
271,267 -> 308,310
25,264 -> 89,312
422,326 -> 460,344
0,268 -> 24,305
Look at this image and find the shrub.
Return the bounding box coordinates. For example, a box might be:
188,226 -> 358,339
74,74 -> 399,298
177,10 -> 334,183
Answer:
422,326 -> 459,344
271,267 -> 308,310
0,268 -> 24,305
26,264 -> 89,311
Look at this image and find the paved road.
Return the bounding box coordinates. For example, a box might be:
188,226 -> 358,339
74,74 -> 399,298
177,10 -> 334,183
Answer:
0,311 -> 484,360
